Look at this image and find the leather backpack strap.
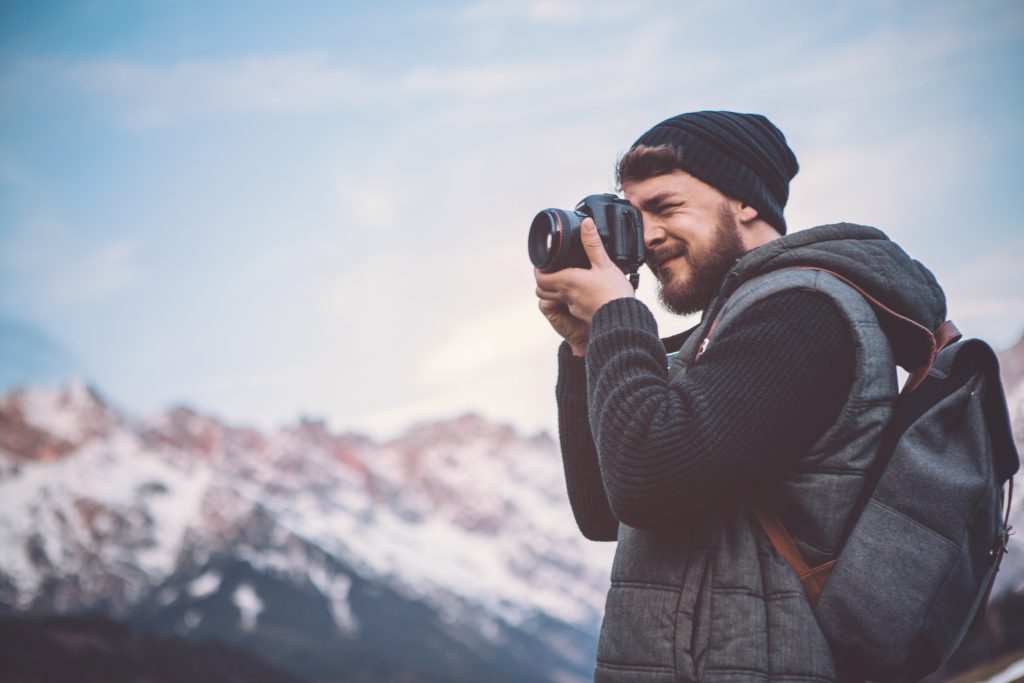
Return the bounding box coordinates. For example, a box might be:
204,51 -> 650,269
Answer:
702,267 -> 960,606
746,268 -> 961,606
752,503 -> 835,607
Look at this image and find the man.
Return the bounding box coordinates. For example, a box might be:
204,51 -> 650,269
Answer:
534,111 -> 947,682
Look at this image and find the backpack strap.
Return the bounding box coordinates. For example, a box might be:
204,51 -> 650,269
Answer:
695,266 -> 961,383
723,267 -> 960,605
752,503 -> 836,607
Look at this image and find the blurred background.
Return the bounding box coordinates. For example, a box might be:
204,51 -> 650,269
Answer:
1,2 -> 1023,682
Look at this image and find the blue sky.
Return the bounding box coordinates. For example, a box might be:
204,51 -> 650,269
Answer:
1,0 -> 1022,437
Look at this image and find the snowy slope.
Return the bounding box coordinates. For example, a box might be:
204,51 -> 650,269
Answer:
2,330 -> 1020,679
0,382 -> 614,681
994,333 -> 1024,596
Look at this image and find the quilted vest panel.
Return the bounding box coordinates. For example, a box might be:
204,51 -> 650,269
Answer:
595,269 -> 897,683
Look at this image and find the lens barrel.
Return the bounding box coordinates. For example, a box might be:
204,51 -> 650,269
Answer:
529,194 -> 644,278
529,208 -> 583,273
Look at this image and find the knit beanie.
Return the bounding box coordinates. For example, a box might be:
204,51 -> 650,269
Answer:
629,111 -> 799,234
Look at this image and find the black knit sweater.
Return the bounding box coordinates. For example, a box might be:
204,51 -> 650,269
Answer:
556,290 -> 856,541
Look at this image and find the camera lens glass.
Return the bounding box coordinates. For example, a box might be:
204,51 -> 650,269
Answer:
529,209 -> 577,272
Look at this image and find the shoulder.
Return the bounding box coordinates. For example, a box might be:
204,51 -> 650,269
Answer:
712,268 -> 882,340
704,288 -> 852,356
692,282 -> 859,382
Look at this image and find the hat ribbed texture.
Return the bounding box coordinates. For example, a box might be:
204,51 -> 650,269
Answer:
632,111 -> 799,233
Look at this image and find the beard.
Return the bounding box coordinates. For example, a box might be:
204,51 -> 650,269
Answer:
650,204 -> 747,316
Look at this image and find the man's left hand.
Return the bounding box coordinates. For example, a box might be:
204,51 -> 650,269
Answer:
534,218 -> 636,324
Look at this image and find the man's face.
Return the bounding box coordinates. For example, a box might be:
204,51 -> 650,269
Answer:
622,170 -> 748,316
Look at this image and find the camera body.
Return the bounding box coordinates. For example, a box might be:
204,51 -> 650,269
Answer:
529,194 -> 645,279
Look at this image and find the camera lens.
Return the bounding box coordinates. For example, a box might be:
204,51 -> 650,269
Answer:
529,208 -> 578,272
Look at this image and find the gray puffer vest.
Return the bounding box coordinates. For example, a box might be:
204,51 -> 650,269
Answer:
594,224 -> 946,683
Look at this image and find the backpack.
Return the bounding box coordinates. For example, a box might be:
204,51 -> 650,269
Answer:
744,268 -> 1020,682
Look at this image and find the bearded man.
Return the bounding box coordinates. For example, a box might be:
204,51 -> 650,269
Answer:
534,111 -> 947,682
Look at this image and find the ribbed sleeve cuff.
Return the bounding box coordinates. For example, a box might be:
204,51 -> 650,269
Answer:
586,297 -> 662,369
591,296 -> 659,334
556,341 -> 587,398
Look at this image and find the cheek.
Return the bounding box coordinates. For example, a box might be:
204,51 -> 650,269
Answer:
659,254 -> 694,285
663,214 -> 699,241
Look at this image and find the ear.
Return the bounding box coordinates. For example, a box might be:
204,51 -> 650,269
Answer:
738,203 -> 759,224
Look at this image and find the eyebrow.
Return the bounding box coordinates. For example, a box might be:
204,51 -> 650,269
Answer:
636,191 -> 685,212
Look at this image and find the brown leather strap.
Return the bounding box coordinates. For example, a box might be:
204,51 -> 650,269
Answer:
724,268 -> 963,606
977,477 -> 1016,622
936,320 -> 962,351
752,504 -> 812,575
752,503 -> 835,607
698,267 -> 961,393
901,320 -> 964,394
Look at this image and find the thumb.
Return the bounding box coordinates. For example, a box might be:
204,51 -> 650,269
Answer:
580,218 -> 612,268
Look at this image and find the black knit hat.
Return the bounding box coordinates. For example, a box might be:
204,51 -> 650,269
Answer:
630,111 -> 799,234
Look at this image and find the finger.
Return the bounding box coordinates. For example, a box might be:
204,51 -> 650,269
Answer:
535,268 -> 575,291
534,268 -> 557,287
579,218 -> 613,269
538,299 -> 565,315
535,286 -> 565,302
534,274 -> 560,293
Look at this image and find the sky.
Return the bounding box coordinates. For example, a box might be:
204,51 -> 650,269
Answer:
1,0 -> 1022,439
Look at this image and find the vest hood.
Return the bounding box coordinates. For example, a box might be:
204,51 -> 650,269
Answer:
720,223 -> 946,328
709,223 -> 947,371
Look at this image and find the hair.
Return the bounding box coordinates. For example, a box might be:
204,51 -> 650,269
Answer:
615,144 -> 686,190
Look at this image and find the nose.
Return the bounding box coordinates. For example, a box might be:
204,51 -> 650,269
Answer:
643,215 -> 666,251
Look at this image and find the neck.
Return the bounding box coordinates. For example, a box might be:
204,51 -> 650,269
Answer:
741,219 -> 782,252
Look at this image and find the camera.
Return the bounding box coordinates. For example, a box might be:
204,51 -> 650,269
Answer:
529,194 -> 644,285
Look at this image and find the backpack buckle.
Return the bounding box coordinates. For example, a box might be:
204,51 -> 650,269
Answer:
991,524 -> 1013,563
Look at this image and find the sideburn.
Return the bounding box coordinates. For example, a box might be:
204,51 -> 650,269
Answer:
657,205 -> 747,316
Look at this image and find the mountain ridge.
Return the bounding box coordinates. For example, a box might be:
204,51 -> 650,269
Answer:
1,331 -> 1022,681
0,380 -> 611,682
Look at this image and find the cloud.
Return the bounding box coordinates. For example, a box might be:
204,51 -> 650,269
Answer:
45,240 -> 140,306
3,0 -> 1019,439
941,238 -> 1024,348
457,0 -> 645,25
336,175 -> 404,233
399,62 -> 577,97
0,215 -> 140,307
27,13 -> 683,130
57,52 -> 596,128
786,124 -> 974,234
332,324 -> 561,440
416,302 -> 552,386
67,54 -> 371,127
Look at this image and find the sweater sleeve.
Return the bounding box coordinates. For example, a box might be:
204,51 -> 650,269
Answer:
583,290 -> 856,530
555,341 -> 619,541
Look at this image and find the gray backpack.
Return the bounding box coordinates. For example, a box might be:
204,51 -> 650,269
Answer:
751,268 -> 1019,682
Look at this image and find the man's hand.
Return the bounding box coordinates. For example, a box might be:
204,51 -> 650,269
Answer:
535,218 -> 636,356
538,299 -> 590,357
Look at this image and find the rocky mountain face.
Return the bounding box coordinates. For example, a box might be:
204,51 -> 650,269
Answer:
0,615 -> 303,683
1,332 -> 1022,682
993,332 -> 1024,597
0,383 -> 614,682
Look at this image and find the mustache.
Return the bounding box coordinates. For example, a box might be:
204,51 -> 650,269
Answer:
646,243 -> 688,271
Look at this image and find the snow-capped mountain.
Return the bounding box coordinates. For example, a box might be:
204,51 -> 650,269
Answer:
0,384 -> 614,682
994,332 -> 1024,597
1,331 -> 1022,681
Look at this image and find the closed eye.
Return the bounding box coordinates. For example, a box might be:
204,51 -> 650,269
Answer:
638,192 -> 686,214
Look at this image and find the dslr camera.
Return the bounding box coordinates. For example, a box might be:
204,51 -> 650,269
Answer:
529,194 -> 644,287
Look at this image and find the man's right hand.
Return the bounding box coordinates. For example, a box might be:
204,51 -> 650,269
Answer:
537,298 -> 589,357
534,218 -> 636,357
